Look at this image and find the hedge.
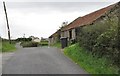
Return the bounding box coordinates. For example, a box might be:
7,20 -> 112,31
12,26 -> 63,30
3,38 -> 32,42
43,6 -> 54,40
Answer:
76,5 -> 120,73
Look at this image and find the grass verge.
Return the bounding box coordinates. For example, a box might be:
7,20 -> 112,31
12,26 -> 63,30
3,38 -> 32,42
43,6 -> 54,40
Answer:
51,42 -> 61,48
2,41 -> 16,52
64,43 -> 119,74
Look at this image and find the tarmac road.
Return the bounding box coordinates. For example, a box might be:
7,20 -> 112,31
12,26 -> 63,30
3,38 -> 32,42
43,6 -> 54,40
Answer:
2,46 -> 87,74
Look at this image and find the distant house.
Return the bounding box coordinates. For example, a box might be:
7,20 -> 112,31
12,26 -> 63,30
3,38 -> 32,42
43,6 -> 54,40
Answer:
41,37 -> 48,41
29,36 -> 41,43
49,2 -> 120,45
33,38 -> 40,43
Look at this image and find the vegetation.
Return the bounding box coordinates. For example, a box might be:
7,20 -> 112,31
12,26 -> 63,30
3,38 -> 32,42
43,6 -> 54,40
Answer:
2,41 -> 16,52
0,38 -> 2,52
20,41 -> 39,48
39,40 -> 48,46
51,42 -> 61,48
15,37 -> 38,48
15,38 -> 32,42
76,9 -> 120,73
63,8 -> 120,74
64,44 -> 119,74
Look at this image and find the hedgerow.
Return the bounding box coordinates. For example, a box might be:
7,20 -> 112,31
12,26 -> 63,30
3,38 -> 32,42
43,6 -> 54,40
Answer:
76,4 -> 120,73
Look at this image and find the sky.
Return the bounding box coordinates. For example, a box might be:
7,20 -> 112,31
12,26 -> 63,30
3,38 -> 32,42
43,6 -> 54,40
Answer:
0,0 -> 120,39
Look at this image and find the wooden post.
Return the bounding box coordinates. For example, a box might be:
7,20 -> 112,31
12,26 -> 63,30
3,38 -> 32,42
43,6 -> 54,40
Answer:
3,1 -> 11,44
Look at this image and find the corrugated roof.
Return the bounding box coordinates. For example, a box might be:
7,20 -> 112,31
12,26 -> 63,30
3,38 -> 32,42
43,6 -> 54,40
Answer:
49,29 -> 60,38
49,2 -> 119,38
62,3 -> 116,31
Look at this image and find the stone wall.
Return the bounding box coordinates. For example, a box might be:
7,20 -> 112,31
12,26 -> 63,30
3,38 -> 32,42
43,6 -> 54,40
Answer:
61,28 -> 76,42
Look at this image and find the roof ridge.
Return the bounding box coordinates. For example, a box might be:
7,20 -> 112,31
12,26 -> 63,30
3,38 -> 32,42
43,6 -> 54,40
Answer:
63,2 -> 117,31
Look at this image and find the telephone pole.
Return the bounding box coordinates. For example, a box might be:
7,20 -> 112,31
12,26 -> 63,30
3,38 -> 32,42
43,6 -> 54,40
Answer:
3,1 -> 11,44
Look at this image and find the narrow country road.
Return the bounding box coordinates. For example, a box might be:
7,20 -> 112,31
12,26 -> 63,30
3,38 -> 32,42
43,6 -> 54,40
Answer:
2,44 -> 87,74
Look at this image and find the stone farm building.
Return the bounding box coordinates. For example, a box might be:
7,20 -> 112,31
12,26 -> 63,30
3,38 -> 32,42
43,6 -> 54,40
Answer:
49,29 -> 61,45
49,2 -> 120,45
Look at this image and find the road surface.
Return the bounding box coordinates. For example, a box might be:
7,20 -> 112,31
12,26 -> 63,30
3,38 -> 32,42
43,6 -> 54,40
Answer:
2,45 -> 87,74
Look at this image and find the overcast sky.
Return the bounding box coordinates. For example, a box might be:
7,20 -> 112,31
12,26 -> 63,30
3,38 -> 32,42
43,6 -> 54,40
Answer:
0,0 -> 119,39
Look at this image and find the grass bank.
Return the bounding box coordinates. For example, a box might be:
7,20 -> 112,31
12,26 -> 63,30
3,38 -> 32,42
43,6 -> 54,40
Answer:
64,43 -> 119,74
2,41 -> 16,52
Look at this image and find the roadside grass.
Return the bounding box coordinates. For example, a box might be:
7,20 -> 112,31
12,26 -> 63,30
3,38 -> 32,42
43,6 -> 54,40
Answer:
0,40 -> 2,52
51,42 -> 61,48
2,41 -> 16,52
64,43 -> 119,74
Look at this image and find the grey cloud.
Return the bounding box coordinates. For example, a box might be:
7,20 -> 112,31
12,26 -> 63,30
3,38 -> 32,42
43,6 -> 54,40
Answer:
5,2 -> 112,8
2,2 -> 115,13
3,0 -> 120,2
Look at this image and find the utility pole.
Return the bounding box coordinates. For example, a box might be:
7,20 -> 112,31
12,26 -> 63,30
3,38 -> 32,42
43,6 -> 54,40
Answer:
23,34 -> 25,38
3,1 -> 11,44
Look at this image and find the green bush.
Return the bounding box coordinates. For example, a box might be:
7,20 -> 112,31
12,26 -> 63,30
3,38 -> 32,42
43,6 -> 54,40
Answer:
21,42 -> 38,47
77,15 -> 113,51
93,25 -> 120,70
76,7 -> 120,73
39,41 -> 48,46
16,38 -> 32,42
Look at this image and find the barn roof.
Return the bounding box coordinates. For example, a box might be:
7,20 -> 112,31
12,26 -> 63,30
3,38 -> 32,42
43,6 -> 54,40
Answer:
61,2 -> 117,31
49,2 -> 119,38
49,29 -> 60,38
